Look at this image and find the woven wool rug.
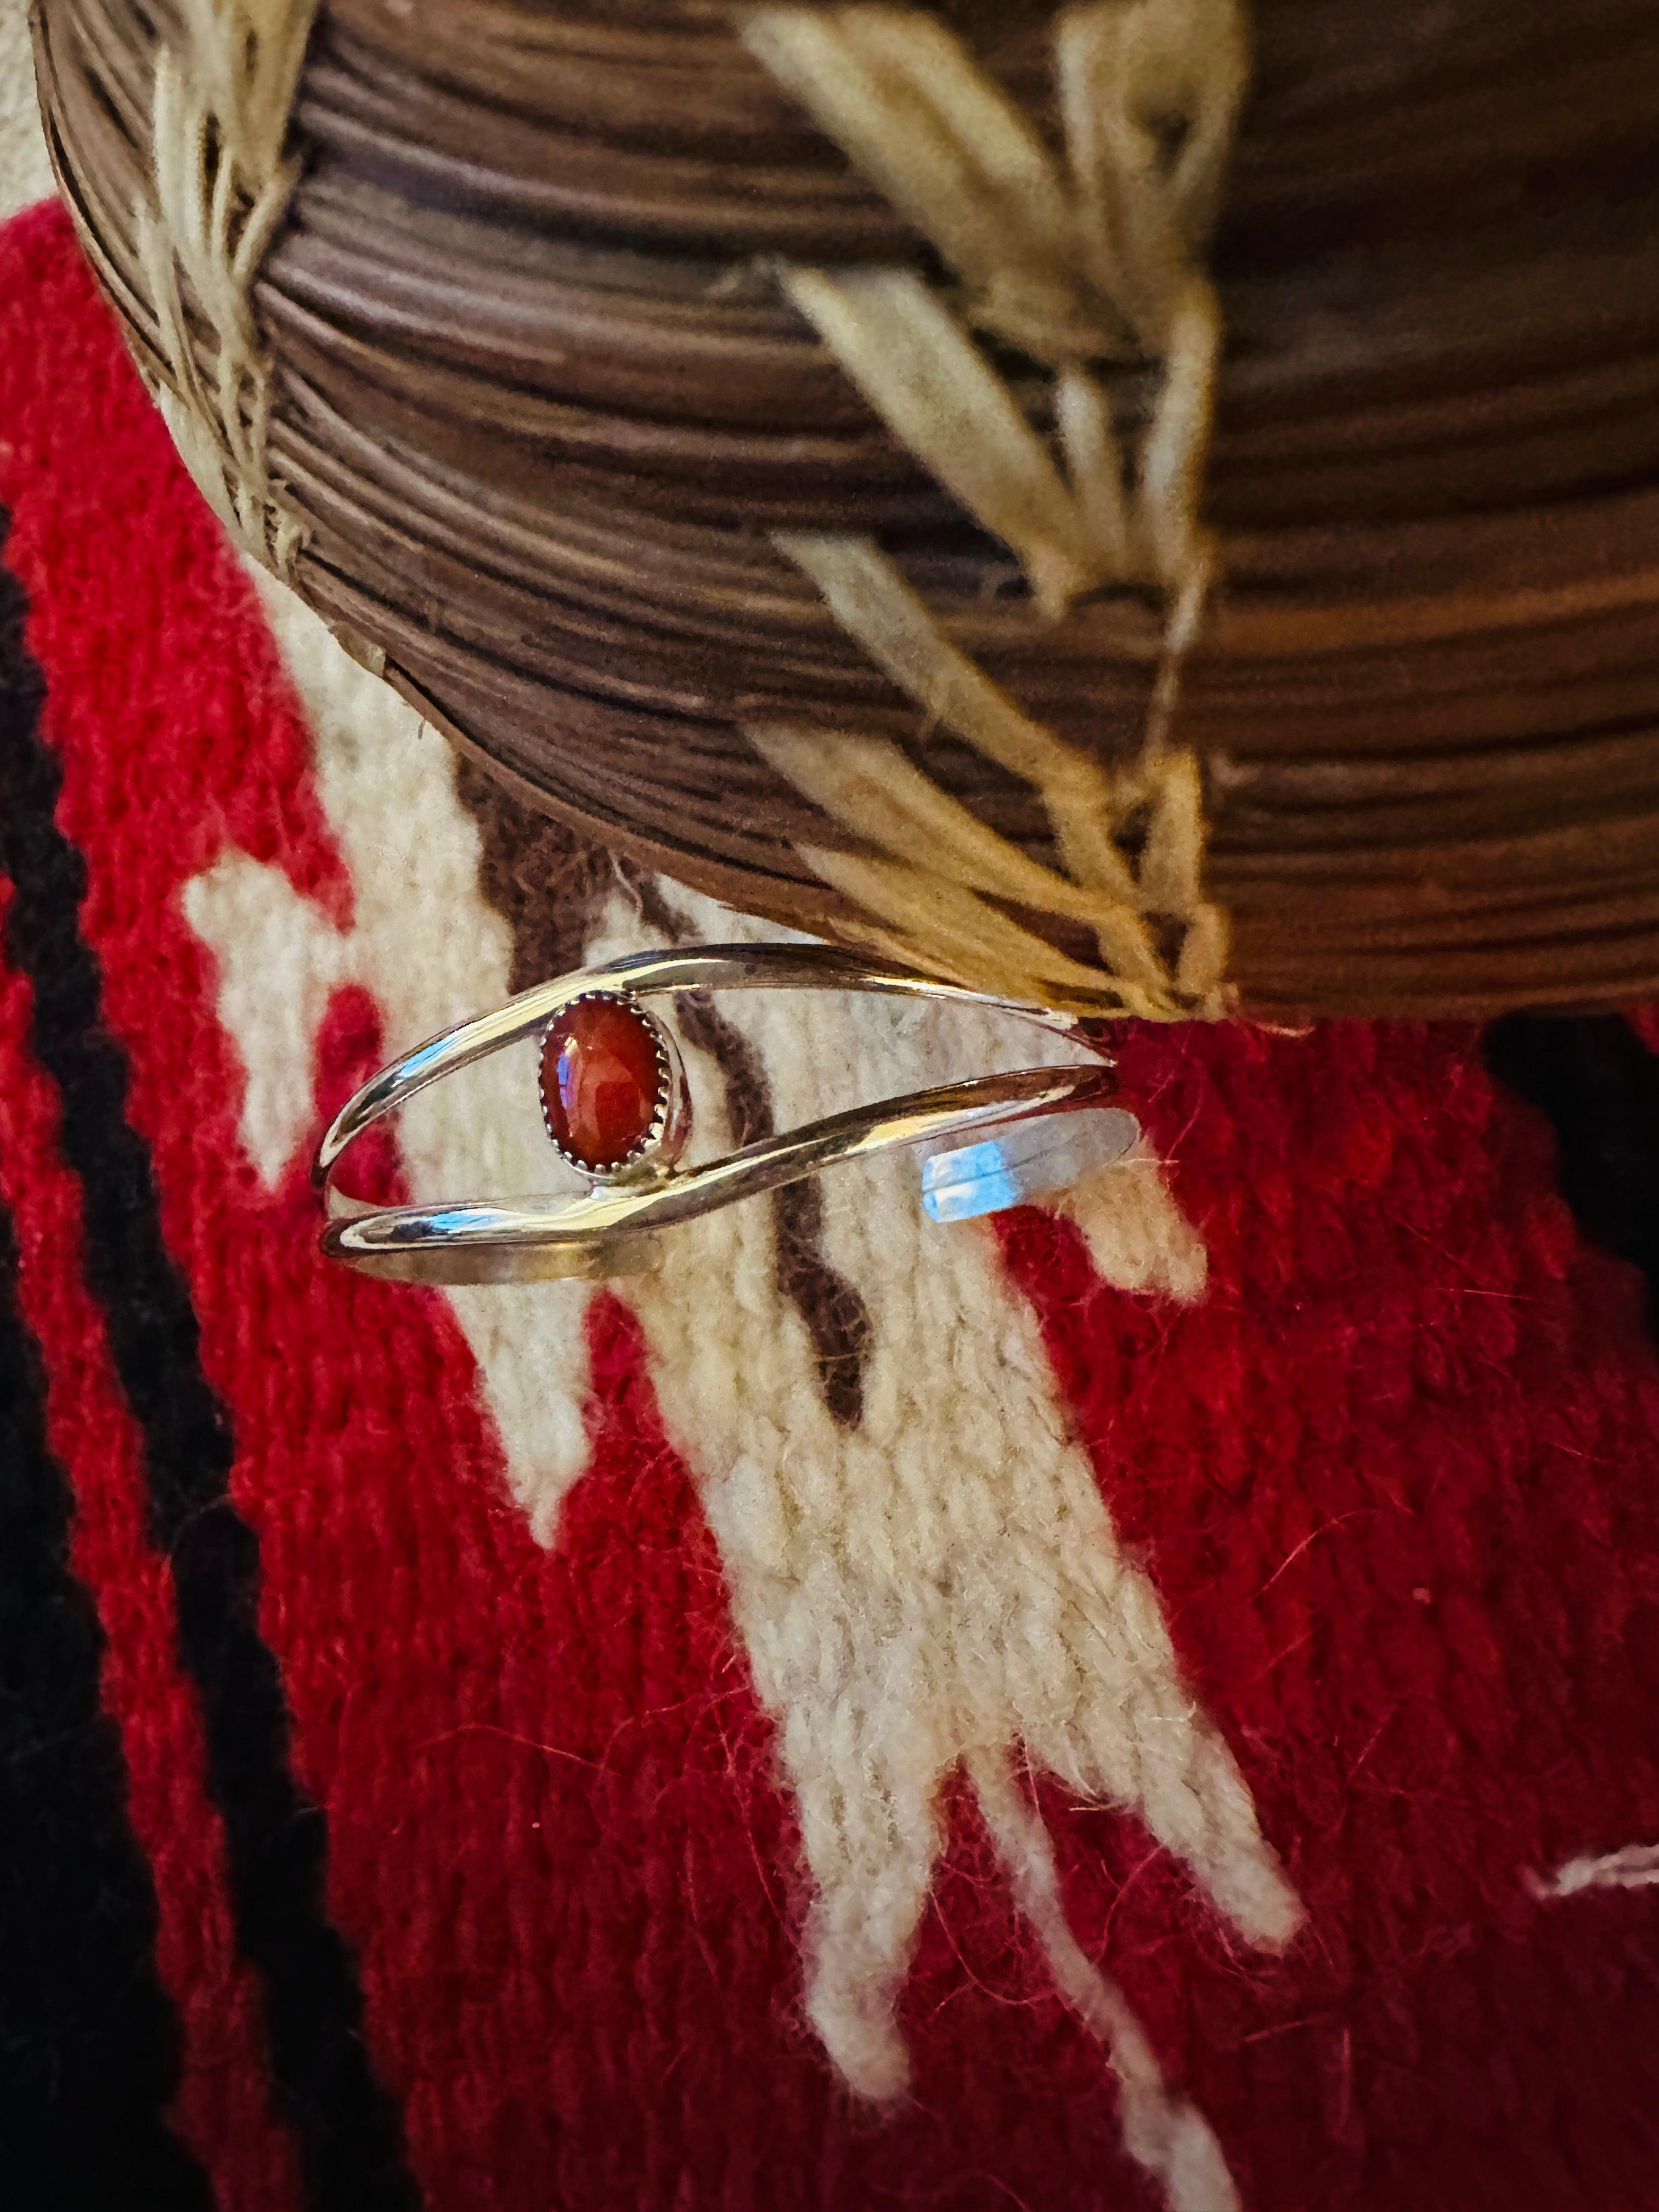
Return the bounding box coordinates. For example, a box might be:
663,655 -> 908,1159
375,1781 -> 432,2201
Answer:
5,55 -> 1659,2212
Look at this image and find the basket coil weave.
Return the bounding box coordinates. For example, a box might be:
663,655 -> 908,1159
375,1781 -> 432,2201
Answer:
32,0 -> 1659,1019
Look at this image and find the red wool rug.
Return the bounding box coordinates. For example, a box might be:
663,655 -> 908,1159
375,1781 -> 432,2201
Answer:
3,191 -> 1659,2212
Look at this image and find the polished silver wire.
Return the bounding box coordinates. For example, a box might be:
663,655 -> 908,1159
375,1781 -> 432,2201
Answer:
314,945 -> 1117,1284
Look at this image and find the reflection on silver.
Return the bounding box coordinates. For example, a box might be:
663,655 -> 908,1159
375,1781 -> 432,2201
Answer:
921,1108 -> 1142,1223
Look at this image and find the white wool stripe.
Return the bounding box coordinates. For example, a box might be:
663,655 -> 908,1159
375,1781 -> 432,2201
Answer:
967,1746 -> 1243,2212
0,0 -> 54,222
1058,1138 -> 1209,1302
592,884 -> 1302,2114
184,850 -> 352,1185
1537,1843 -> 1659,1897
188,572 -> 597,1532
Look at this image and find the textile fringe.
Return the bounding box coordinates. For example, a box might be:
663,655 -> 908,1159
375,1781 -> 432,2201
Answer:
745,2 -> 1246,1016
134,0 -> 316,577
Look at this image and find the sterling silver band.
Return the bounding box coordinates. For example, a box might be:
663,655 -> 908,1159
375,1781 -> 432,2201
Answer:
313,944 -> 1130,1285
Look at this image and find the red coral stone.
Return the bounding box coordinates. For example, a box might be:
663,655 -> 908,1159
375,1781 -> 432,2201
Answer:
540,996 -> 665,1171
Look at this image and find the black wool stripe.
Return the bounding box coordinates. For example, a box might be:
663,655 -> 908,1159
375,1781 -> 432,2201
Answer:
1486,1013 -> 1659,1340
0,517 -> 421,2212
0,1192 -> 213,2212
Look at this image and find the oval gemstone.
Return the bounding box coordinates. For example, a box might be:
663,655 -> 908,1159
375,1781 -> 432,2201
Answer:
540,996 -> 665,1171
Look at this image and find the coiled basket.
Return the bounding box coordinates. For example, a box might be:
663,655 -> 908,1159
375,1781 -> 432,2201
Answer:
32,0 -> 1659,1020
